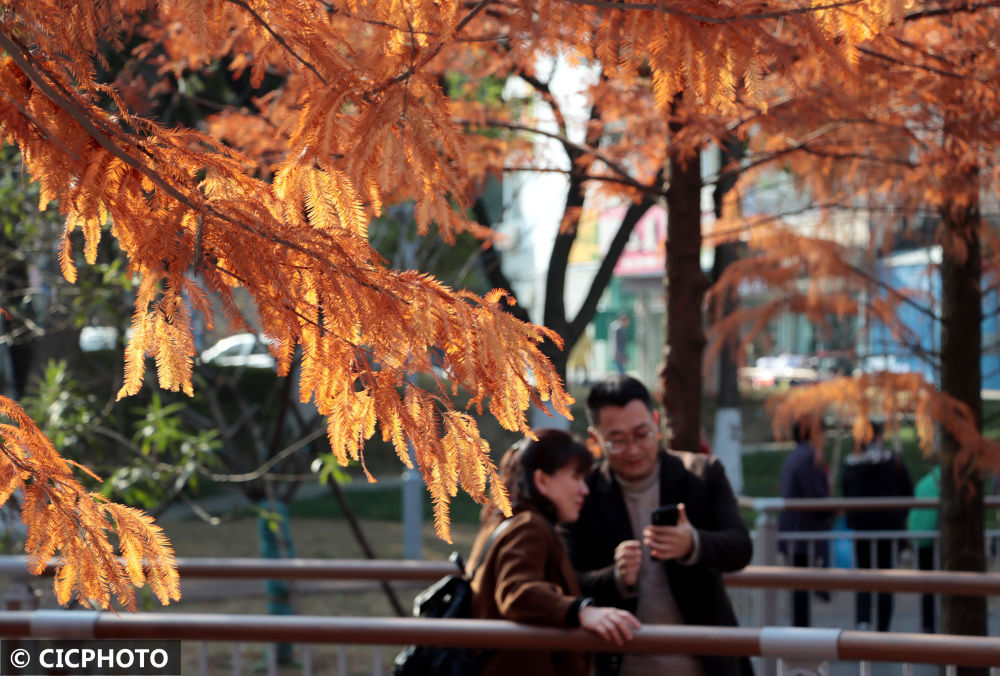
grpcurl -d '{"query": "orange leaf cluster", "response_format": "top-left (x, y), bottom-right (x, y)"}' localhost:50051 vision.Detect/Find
top-left (705, 228), bottom-right (921, 370)
top-left (0, 396), bottom-right (179, 610)
top-left (768, 372), bottom-right (1000, 481)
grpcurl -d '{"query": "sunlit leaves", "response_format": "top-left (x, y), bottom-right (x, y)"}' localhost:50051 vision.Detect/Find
top-left (0, 0), bottom-right (921, 598)
top-left (0, 395), bottom-right (179, 610)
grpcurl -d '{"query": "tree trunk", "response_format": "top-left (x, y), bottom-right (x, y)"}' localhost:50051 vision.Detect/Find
top-left (660, 106), bottom-right (707, 452)
top-left (938, 200), bottom-right (986, 670)
top-left (710, 140), bottom-right (745, 492)
top-left (711, 240), bottom-right (743, 493)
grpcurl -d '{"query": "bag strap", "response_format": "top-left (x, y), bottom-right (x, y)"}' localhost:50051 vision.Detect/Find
top-left (469, 517), bottom-right (514, 575)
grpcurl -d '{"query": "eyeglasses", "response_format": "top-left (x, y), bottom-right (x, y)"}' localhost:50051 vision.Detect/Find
top-left (598, 427), bottom-right (658, 455)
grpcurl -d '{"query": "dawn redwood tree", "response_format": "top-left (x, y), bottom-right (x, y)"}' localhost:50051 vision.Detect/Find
top-left (185, 2), bottom-right (912, 395)
top-left (0, 0), bottom-right (913, 608)
top-left (706, 4), bottom-right (1000, 650)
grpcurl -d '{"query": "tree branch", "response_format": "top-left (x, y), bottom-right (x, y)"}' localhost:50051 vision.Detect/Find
top-left (515, 68), bottom-right (569, 139)
top-left (470, 199), bottom-right (532, 324)
top-left (462, 118), bottom-right (655, 193)
top-left (224, 0), bottom-right (329, 85)
top-left (904, 0), bottom-right (1000, 21)
top-left (201, 428), bottom-right (325, 483)
top-left (569, 192), bottom-right (661, 343)
top-left (561, 0), bottom-right (867, 23)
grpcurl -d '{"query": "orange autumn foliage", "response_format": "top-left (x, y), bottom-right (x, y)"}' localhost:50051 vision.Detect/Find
top-left (0, 395), bottom-right (178, 611)
top-left (0, 0), bottom-right (913, 608)
top-left (705, 3), bottom-right (1000, 480)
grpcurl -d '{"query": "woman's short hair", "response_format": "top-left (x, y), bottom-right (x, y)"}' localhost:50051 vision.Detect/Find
top-left (485, 429), bottom-right (593, 524)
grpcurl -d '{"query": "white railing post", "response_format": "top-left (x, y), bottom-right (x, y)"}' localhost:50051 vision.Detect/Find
top-left (756, 500), bottom-right (782, 676)
top-left (233, 642), bottom-right (243, 676)
top-left (267, 643), bottom-right (277, 676)
top-left (402, 465), bottom-right (423, 560)
top-left (338, 644), bottom-right (348, 676)
top-left (761, 627), bottom-right (838, 676)
top-left (302, 644), bottom-right (313, 676)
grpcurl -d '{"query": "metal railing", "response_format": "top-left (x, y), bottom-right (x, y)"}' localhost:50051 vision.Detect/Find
top-left (740, 496), bottom-right (1000, 631)
top-left (1, 610), bottom-right (998, 675)
top-left (740, 495), bottom-right (1000, 517)
top-left (3, 556), bottom-right (998, 595)
top-left (0, 557), bottom-right (458, 582)
top-left (2, 495), bottom-right (997, 675)
top-left (3, 557), bottom-right (999, 675)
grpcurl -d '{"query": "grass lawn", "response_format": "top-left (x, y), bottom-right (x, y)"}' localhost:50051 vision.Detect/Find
top-left (288, 482), bottom-right (486, 525)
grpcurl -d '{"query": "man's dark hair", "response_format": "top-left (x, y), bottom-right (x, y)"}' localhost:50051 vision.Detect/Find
top-left (792, 419), bottom-right (811, 444)
top-left (586, 375), bottom-right (654, 425)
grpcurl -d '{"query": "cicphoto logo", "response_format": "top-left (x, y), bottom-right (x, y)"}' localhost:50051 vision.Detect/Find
top-left (1, 640), bottom-right (180, 675)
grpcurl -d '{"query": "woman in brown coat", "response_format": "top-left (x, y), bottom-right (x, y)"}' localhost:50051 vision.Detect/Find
top-left (469, 429), bottom-right (640, 676)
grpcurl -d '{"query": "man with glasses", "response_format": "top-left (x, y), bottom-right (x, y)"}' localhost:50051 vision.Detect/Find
top-left (562, 375), bottom-right (753, 676)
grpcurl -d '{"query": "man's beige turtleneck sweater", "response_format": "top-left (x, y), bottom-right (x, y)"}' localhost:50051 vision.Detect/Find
top-left (616, 466), bottom-right (705, 676)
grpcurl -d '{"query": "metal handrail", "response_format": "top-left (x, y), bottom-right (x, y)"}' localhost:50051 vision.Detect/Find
top-left (723, 566), bottom-right (1000, 594)
top-left (740, 495), bottom-right (1000, 512)
top-left (2, 557), bottom-right (998, 594)
top-left (0, 557), bottom-right (457, 581)
top-left (0, 611), bottom-right (996, 668)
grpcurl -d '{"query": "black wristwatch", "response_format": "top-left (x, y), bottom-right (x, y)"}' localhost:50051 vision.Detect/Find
top-left (567, 596), bottom-right (596, 627)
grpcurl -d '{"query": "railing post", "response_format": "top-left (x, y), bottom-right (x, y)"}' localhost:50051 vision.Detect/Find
top-left (403, 377), bottom-right (424, 562)
top-left (761, 627), bottom-right (838, 676)
top-left (756, 499), bottom-right (782, 676)
top-left (402, 462), bottom-right (423, 560)
top-left (756, 504), bottom-right (781, 623)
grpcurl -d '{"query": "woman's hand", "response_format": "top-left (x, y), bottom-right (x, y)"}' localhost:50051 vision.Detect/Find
top-left (579, 605), bottom-right (641, 646)
top-left (614, 539), bottom-right (641, 587)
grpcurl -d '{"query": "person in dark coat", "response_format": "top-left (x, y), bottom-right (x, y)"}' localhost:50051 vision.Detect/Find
top-left (841, 420), bottom-right (914, 631)
top-left (562, 375), bottom-right (754, 676)
top-left (778, 419), bottom-right (833, 627)
top-left (469, 429), bottom-right (640, 676)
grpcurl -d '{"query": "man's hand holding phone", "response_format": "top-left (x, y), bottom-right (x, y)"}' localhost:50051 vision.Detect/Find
top-left (651, 504), bottom-right (679, 527)
top-left (644, 503), bottom-right (695, 561)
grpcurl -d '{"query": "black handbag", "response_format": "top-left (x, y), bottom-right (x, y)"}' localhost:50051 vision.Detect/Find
top-left (392, 519), bottom-right (513, 676)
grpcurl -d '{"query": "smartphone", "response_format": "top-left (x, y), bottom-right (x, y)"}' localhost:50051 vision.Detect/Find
top-left (651, 504), bottom-right (679, 527)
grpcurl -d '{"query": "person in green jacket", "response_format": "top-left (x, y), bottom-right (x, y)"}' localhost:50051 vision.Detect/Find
top-left (907, 465), bottom-right (940, 633)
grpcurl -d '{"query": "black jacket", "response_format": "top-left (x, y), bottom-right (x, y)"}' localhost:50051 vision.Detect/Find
top-left (841, 443), bottom-right (913, 531)
top-left (779, 442), bottom-right (833, 559)
top-left (561, 449), bottom-right (754, 676)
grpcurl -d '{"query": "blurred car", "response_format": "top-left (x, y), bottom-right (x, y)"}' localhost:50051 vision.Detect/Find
top-left (200, 333), bottom-right (276, 369)
top-left (856, 354), bottom-right (915, 374)
top-left (739, 353), bottom-right (819, 390)
top-left (79, 326), bottom-right (134, 352)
